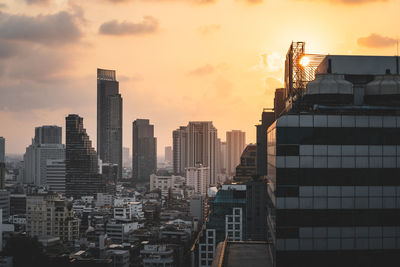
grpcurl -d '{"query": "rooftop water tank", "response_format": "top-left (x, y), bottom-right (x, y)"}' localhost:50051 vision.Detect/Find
top-left (304, 74), bottom-right (353, 104)
top-left (365, 75), bottom-right (400, 105)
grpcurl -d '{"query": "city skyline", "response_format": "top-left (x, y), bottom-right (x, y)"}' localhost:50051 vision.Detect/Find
top-left (2, 0), bottom-right (400, 155)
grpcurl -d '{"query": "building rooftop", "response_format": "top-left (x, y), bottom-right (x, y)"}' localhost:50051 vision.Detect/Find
top-left (212, 241), bottom-right (272, 267)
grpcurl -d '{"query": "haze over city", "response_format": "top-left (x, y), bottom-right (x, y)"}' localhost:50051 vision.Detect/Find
top-left (1, 0), bottom-right (400, 154)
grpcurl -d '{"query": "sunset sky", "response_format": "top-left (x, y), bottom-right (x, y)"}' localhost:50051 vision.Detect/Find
top-left (1, 0), bottom-right (399, 155)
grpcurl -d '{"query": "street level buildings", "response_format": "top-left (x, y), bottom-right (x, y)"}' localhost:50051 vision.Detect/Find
top-left (97, 68), bottom-right (123, 179)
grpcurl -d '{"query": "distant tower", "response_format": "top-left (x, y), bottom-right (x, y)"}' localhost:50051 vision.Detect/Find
top-left (0, 137), bottom-right (4, 189)
top-left (226, 130), bottom-right (246, 176)
top-left (172, 126), bottom-right (187, 175)
top-left (66, 114), bottom-right (105, 198)
top-left (164, 146), bottom-right (172, 163)
top-left (186, 122), bottom-right (218, 185)
top-left (97, 68), bottom-right (123, 179)
top-left (23, 126), bottom-right (65, 186)
top-left (0, 137), bottom-right (5, 164)
top-left (132, 119), bottom-right (157, 184)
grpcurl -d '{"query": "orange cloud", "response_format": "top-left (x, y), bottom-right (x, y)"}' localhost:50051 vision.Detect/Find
top-left (357, 33), bottom-right (397, 48)
top-left (99, 16), bottom-right (159, 35)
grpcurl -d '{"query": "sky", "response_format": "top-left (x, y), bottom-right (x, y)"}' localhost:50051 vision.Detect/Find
top-left (0, 0), bottom-right (399, 156)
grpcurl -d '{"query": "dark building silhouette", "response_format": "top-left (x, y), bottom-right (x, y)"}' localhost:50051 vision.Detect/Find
top-left (173, 126), bottom-right (187, 175)
top-left (34, 126), bottom-right (62, 145)
top-left (256, 111), bottom-right (275, 176)
top-left (132, 119), bottom-right (157, 183)
top-left (234, 144), bottom-right (256, 183)
top-left (246, 179), bottom-right (268, 241)
top-left (66, 114), bottom-right (105, 198)
top-left (274, 88), bottom-right (285, 119)
top-left (268, 43), bottom-right (400, 267)
top-left (97, 68), bottom-right (123, 179)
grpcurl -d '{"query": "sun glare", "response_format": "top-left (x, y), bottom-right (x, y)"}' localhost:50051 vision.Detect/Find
top-left (299, 56), bottom-right (310, 67)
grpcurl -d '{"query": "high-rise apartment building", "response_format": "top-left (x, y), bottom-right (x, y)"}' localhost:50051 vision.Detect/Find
top-left (123, 147), bottom-right (130, 168)
top-left (172, 126), bottom-right (187, 175)
top-left (186, 121), bottom-right (218, 185)
top-left (186, 164), bottom-right (209, 196)
top-left (226, 130), bottom-right (246, 176)
top-left (234, 144), bottom-right (256, 182)
top-left (267, 43), bottom-right (400, 267)
top-left (173, 122), bottom-right (218, 184)
top-left (132, 119), bottom-right (157, 183)
top-left (65, 114), bottom-right (105, 198)
top-left (26, 194), bottom-right (79, 241)
top-left (0, 137), bottom-right (4, 163)
top-left (164, 146), bottom-right (172, 163)
top-left (23, 126), bottom-right (65, 186)
top-left (97, 68), bottom-right (123, 179)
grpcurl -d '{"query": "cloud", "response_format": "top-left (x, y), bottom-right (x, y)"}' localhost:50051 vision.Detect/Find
top-left (0, 11), bottom-right (82, 45)
top-left (0, 41), bottom-right (20, 59)
top-left (24, 0), bottom-right (50, 5)
top-left (187, 64), bottom-right (214, 76)
top-left (99, 16), bottom-right (159, 35)
top-left (103, 0), bottom-right (216, 4)
top-left (298, 0), bottom-right (388, 4)
top-left (197, 24), bottom-right (221, 35)
top-left (0, 3), bottom-right (7, 9)
top-left (238, 0), bottom-right (264, 4)
top-left (357, 33), bottom-right (397, 48)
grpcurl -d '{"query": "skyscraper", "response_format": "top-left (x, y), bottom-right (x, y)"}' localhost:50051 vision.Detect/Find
top-left (226, 130), bottom-right (246, 176)
top-left (0, 137), bottom-right (5, 189)
top-left (34, 126), bottom-right (62, 145)
top-left (132, 119), bottom-right (157, 183)
top-left (23, 126), bottom-right (65, 185)
top-left (164, 146), bottom-right (172, 163)
top-left (173, 126), bottom-right (187, 175)
top-left (123, 147), bottom-right (130, 168)
top-left (97, 68), bottom-right (123, 179)
top-left (0, 137), bottom-right (5, 163)
top-left (255, 110), bottom-right (275, 177)
top-left (66, 114), bottom-right (105, 198)
top-left (186, 121), bottom-right (218, 185)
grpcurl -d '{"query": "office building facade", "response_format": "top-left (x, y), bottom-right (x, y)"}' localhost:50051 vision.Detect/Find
top-left (97, 68), bottom-right (123, 179)
top-left (0, 137), bottom-right (4, 164)
top-left (172, 126), bottom-right (187, 175)
top-left (46, 159), bottom-right (66, 194)
top-left (267, 48), bottom-right (400, 266)
top-left (132, 119), bottom-right (157, 183)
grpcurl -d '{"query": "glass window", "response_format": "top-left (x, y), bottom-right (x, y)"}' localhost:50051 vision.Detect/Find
top-left (341, 186), bottom-right (354, 197)
top-left (328, 198), bottom-right (340, 209)
top-left (342, 198), bottom-right (354, 209)
top-left (369, 197), bottom-right (382, 209)
top-left (355, 197), bottom-right (369, 208)
top-left (327, 186), bottom-right (340, 197)
top-left (299, 228), bottom-right (313, 238)
top-left (300, 198), bottom-right (313, 209)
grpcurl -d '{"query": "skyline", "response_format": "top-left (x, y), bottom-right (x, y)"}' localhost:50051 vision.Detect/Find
top-left (1, 0), bottom-right (400, 154)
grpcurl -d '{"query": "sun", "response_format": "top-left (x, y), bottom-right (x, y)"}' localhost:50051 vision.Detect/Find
top-left (299, 56), bottom-right (310, 67)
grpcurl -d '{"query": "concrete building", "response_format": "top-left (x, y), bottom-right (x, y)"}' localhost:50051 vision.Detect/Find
top-left (267, 43), bottom-right (400, 267)
top-left (26, 194), bottom-right (79, 242)
top-left (103, 220), bottom-right (141, 243)
top-left (172, 126), bottom-right (187, 175)
top-left (226, 130), bottom-right (246, 176)
top-left (123, 147), bottom-right (130, 168)
top-left (150, 172), bottom-right (185, 197)
top-left (46, 159), bottom-right (66, 194)
top-left (10, 194), bottom-right (26, 215)
top-left (186, 164), bottom-right (209, 196)
top-left (113, 201), bottom-right (144, 220)
top-left (141, 244), bottom-right (174, 267)
top-left (23, 126), bottom-right (65, 186)
top-left (190, 194), bottom-right (205, 227)
top-left (106, 250), bottom-right (130, 267)
top-left (97, 68), bottom-right (123, 179)
top-left (186, 122), bottom-right (218, 185)
top-left (198, 229), bottom-right (216, 267)
top-left (65, 114), bottom-right (105, 198)
top-left (0, 191), bottom-right (10, 223)
top-left (164, 146), bottom-right (172, 163)
top-left (132, 119), bottom-right (157, 184)
top-left (95, 193), bottom-right (113, 207)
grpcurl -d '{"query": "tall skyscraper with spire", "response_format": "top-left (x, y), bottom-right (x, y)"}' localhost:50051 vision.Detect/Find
top-left (132, 119), bottom-right (157, 183)
top-left (97, 68), bottom-right (123, 179)
top-left (66, 114), bottom-right (105, 198)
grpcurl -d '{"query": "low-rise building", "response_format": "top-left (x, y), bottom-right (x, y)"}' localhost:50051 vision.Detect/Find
top-left (141, 244), bottom-right (174, 267)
